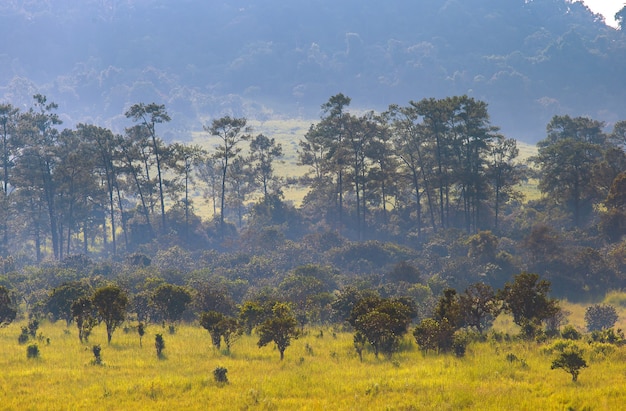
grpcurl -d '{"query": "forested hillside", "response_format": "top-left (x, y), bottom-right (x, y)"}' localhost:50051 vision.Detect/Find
top-left (1, 2), bottom-right (626, 368)
top-left (0, 91), bottom-right (625, 316)
top-left (0, 0), bottom-right (625, 141)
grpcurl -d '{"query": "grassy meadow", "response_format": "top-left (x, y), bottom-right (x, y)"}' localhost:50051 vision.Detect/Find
top-left (2, 298), bottom-right (626, 411)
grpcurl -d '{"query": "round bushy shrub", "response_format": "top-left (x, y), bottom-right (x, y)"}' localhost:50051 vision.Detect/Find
top-left (213, 366), bottom-right (228, 384)
top-left (561, 325), bottom-right (582, 340)
top-left (26, 344), bottom-right (39, 359)
top-left (585, 304), bottom-right (618, 331)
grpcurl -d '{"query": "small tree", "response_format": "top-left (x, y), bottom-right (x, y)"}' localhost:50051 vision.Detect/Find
top-left (26, 344), bottom-right (39, 359)
top-left (200, 311), bottom-right (225, 349)
top-left (72, 297), bottom-right (97, 343)
top-left (155, 334), bottom-right (165, 358)
top-left (0, 286), bottom-right (16, 328)
top-left (92, 344), bottom-right (102, 365)
top-left (551, 346), bottom-right (587, 382)
top-left (257, 302), bottom-right (299, 360)
top-left (92, 285), bottom-right (129, 344)
top-left (458, 283), bottom-right (500, 333)
top-left (151, 284), bottom-right (192, 327)
top-left (349, 296), bottom-right (415, 358)
top-left (213, 366), bottom-right (228, 384)
top-left (239, 300), bottom-right (266, 334)
top-left (354, 332), bottom-right (367, 362)
top-left (584, 304), bottom-right (618, 331)
top-left (498, 272), bottom-right (560, 338)
top-left (219, 317), bottom-right (240, 352)
top-left (413, 318), bottom-right (455, 353)
top-left (138, 322), bottom-right (146, 347)
top-left (45, 281), bottom-right (90, 326)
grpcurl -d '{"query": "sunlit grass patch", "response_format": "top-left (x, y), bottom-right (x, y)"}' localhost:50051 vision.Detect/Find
top-left (3, 305), bottom-right (626, 409)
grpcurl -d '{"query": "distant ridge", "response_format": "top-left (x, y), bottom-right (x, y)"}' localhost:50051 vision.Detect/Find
top-left (0, 0), bottom-right (624, 142)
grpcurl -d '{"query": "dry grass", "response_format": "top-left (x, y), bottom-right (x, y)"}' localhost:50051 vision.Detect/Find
top-left (2, 299), bottom-right (626, 410)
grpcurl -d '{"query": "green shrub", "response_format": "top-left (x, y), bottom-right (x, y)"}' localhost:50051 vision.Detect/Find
top-left (92, 344), bottom-right (102, 365)
top-left (27, 319), bottom-right (39, 338)
top-left (155, 334), bottom-right (165, 358)
top-left (26, 344), bottom-right (39, 359)
top-left (542, 339), bottom-right (577, 355)
top-left (551, 345), bottom-right (587, 382)
top-left (561, 325), bottom-right (581, 340)
top-left (213, 366), bottom-right (228, 384)
top-left (589, 342), bottom-right (615, 361)
top-left (453, 331), bottom-right (469, 358)
top-left (589, 328), bottom-right (625, 345)
top-left (18, 327), bottom-right (29, 344)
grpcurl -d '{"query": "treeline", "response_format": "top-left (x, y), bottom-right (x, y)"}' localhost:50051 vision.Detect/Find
top-left (0, 93), bottom-right (626, 302)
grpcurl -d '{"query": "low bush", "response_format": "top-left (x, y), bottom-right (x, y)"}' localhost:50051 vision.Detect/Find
top-left (26, 344), bottom-right (39, 359)
top-left (585, 304), bottom-right (618, 331)
top-left (213, 366), bottom-right (228, 384)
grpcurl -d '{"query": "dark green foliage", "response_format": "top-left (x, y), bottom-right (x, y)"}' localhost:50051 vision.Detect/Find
top-left (45, 281), bottom-right (91, 326)
top-left (26, 344), bottom-right (39, 359)
top-left (219, 317), bottom-right (240, 351)
top-left (589, 328), bottom-right (625, 345)
top-left (386, 261), bottom-right (421, 284)
top-left (349, 296), bottom-right (415, 358)
top-left (18, 318), bottom-right (39, 344)
top-left (584, 304), bottom-right (618, 331)
top-left (467, 231), bottom-right (498, 263)
top-left (331, 286), bottom-right (378, 324)
top-left (458, 283), bottom-right (500, 333)
top-left (551, 345), bottom-right (587, 382)
top-left (561, 325), bottom-right (582, 340)
top-left (155, 334), bottom-right (165, 358)
top-left (27, 318), bottom-right (39, 338)
top-left (213, 366), bottom-right (228, 384)
top-left (71, 296), bottom-right (96, 343)
top-left (192, 282), bottom-right (237, 316)
top-left (92, 285), bottom-right (128, 344)
top-left (413, 318), bottom-right (456, 353)
top-left (151, 284), bottom-right (192, 324)
top-left (434, 288), bottom-right (462, 327)
top-left (452, 332), bottom-right (469, 358)
top-left (238, 301), bottom-right (267, 335)
top-left (0, 286), bottom-right (16, 327)
top-left (354, 332), bottom-right (367, 361)
top-left (498, 273), bottom-right (560, 338)
top-left (257, 302), bottom-right (299, 360)
top-left (18, 327), bottom-right (29, 344)
top-left (200, 311), bottom-right (226, 349)
top-left (92, 344), bottom-right (102, 365)
top-left (533, 115), bottom-right (606, 227)
top-left (330, 241), bottom-right (412, 272)
top-left (200, 311), bottom-right (241, 351)
top-left (138, 323), bottom-right (145, 347)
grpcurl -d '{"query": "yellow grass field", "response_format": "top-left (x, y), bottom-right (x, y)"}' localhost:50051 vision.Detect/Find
top-left (2, 302), bottom-right (626, 411)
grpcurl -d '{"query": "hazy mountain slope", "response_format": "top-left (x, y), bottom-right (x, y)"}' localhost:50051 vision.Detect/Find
top-left (0, 0), bottom-right (624, 142)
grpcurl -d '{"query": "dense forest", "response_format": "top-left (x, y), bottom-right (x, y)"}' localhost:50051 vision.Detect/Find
top-left (0, 90), bottom-right (626, 339)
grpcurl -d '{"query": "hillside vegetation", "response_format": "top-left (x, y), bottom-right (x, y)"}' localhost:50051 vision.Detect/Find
top-left (1, 0), bottom-right (625, 140)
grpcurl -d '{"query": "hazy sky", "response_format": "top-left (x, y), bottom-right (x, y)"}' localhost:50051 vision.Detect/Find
top-left (579, 0), bottom-right (624, 27)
